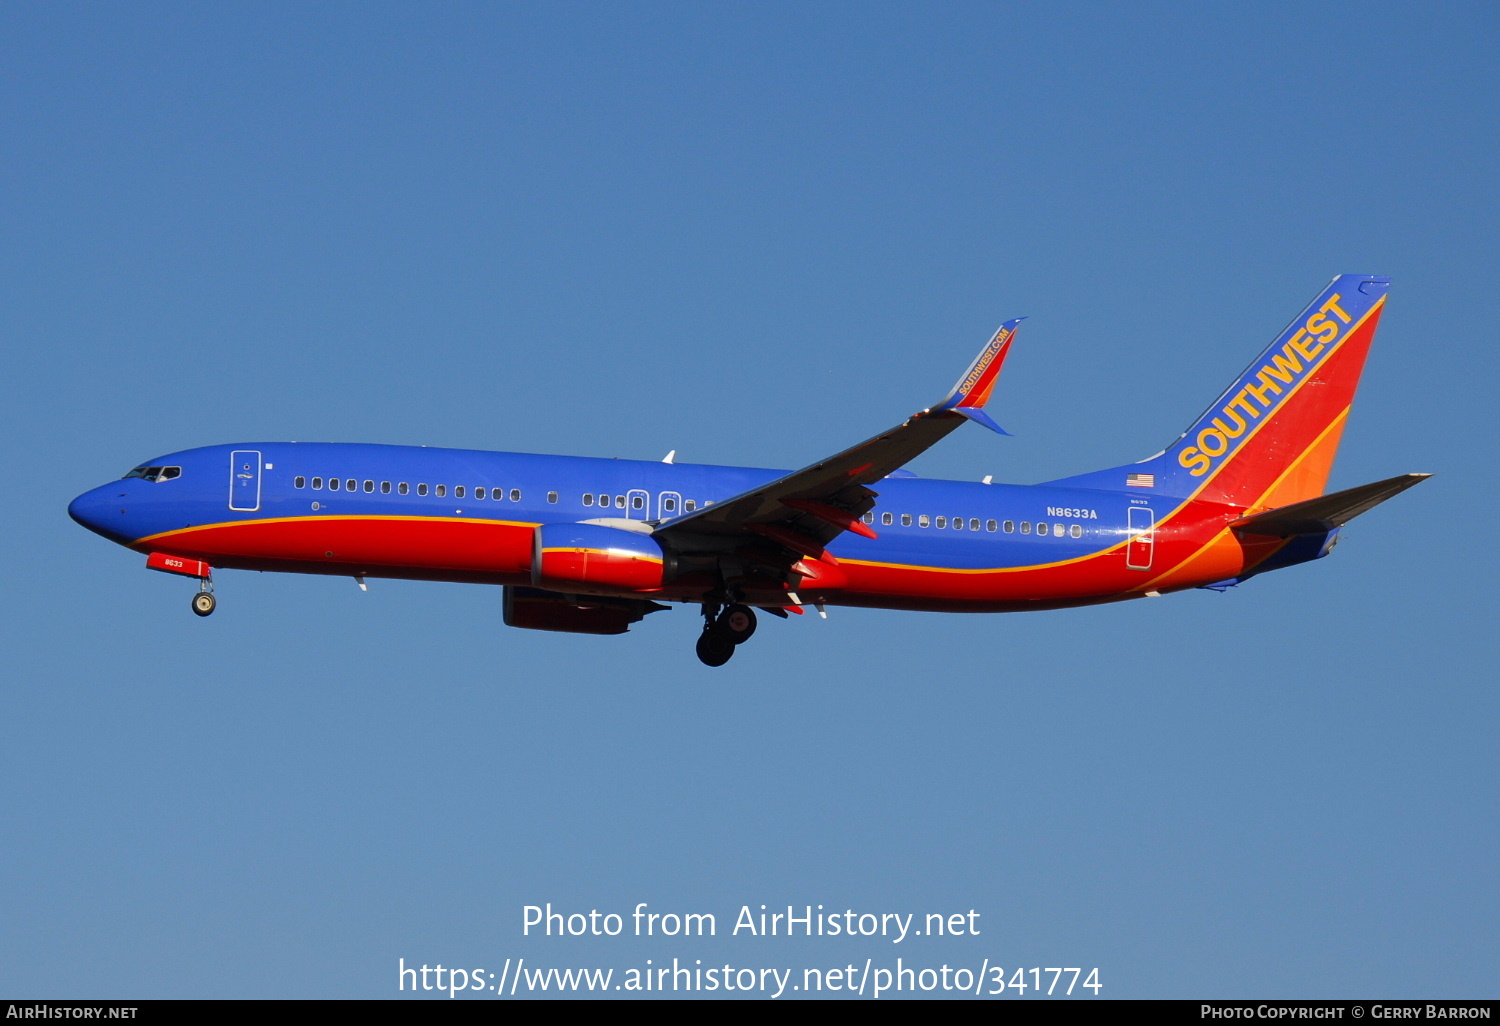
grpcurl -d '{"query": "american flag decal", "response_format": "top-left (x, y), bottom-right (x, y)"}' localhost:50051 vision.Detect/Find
top-left (1126, 473), bottom-right (1155, 488)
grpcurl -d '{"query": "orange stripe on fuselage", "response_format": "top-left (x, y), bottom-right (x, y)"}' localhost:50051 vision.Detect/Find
top-left (129, 297), bottom-right (1379, 613)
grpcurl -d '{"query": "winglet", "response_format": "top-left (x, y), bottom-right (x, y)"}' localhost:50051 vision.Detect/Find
top-left (935, 318), bottom-right (1023, 435)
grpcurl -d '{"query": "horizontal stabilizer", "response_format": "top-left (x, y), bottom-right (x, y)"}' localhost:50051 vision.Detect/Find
top-left (1230, 473), bottom-right (1430, 537)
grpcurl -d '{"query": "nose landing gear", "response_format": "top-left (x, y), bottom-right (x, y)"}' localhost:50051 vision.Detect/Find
top-left (695, 603), bottom-right (758, 666)
top-left (190, 575), bottom-right (217, 616)
top-left (145, 553), bottom-right (217, 617)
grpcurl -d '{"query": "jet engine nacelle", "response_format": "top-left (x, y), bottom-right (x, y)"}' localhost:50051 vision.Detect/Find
top-left (503, 586), bottom-right (664, 635)
top-left (531, 523), bottom-right (672, 595)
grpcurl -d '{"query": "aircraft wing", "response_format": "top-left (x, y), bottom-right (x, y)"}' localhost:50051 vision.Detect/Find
top-left (654, 319), bottom-right (1022, 559)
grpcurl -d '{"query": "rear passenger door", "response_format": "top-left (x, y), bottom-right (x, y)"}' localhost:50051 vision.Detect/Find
top-left (1126, 506), bottom-right (1154, 570)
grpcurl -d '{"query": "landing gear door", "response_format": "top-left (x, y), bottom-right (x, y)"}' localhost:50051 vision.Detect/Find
top-left (230, 450), bottom-right (262, 512)
top-left (1126, 506), bottom-right (1154, 570)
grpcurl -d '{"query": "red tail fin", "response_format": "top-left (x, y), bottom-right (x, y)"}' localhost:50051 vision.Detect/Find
top-left (1168, 275), bottom-right (1390, 509)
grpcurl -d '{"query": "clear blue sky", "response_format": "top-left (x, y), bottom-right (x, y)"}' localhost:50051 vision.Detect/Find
top-left (2, 1), bottom-right (1495, 999)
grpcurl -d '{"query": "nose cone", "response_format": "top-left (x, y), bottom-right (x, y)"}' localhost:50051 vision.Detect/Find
top-left (69, 483), bottom-right (135, 544)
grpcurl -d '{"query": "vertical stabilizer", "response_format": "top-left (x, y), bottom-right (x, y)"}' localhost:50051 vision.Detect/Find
top-left (1047, 275), bottom-right (1389, 510)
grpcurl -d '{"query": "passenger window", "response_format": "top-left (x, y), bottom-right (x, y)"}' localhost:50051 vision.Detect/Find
top-left (475, 487), bottom-right (485, 499)
top-left (398, 483), bottom-right (409, 495)
top-left (936, 516), bottom-right (947, 528)
top-left (986, 519), bottom-right (997, 532)
top-left (417, 483), bottom-right (428, 496)
top-left (1020, 521), bottom-right (1031, 534)
top-left (346, 479), bottom-right (356, 491)
top-left (952, 517), bottom-right (963, 530)
top-left (363, 480), bottom-right (374, 493)
top-left (663, 497), bottom-right (676, 512)
top-left (615, 495), bottom-right (625, 508)
top-left (881, 512), bottom-right (893, 526)
top-left (295, 476), bottom-right (306, 489)
top-left (862, 512), bottom-right (875, 524)
top-left (919, 515), bottom-right (931, 528)
top-left (970, 518), bottom-right (981, 531)
top-left (510, 489), bottom-right (521, 501)
top-left (455, 486), bottom-right (465, 498)
top-left (1003, 520), bottom-right (1014, 533)
top-left (583, 494), bottom-right (594, 506)
top-left (550, 491), bottom-right (560, 504)
top-left (381, 481), bottom-right (391, 494)
top-left (436, 484), bottom-right (447, 497)
top-left (311, 477), bottom-right (323, 490)
top-left (631, 495), bottom-right (643, 509)
top-left (329, 478), bottom-right (340, 491)
top-left (1053, 523), bottom-right (1064, 537)
top-left (1070, 524), bottom-right (1083, 538)
top-left (685, 500), bottom-right (696, 512)
top-left (901, 514), bottom-right (912, 526)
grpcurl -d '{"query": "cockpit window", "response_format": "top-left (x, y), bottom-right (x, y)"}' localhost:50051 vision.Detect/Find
top-left (122, 466), bottom-right (182, 482)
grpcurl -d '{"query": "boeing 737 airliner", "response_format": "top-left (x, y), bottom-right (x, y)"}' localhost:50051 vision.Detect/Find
top-left (70, 275), bottom-right (1427, 665)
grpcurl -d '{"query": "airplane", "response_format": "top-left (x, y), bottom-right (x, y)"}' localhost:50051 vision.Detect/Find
top-left (69, 274), bottom-right (1428, 666)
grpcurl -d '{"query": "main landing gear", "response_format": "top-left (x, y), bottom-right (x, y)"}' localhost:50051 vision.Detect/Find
top-left (695, 603), bottom-right (758, 667)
